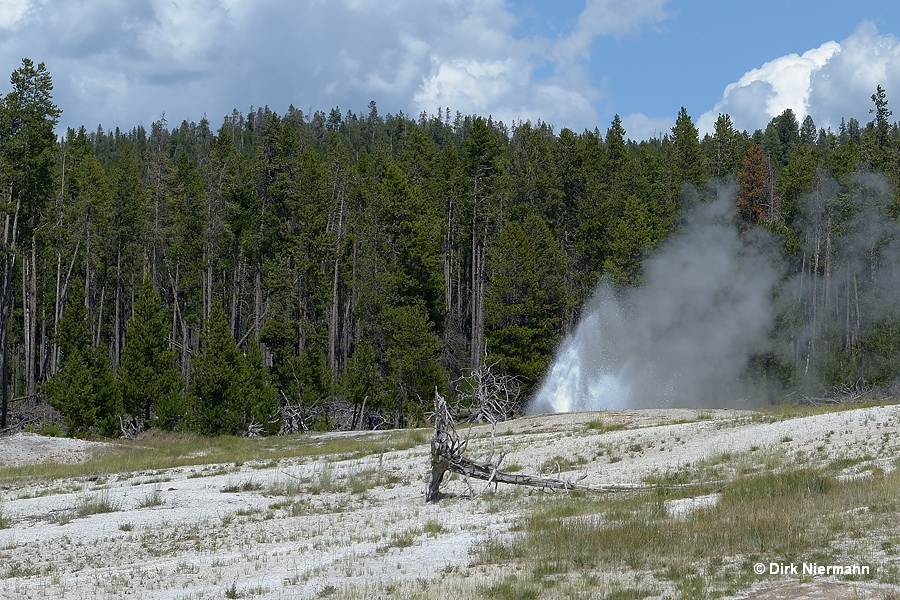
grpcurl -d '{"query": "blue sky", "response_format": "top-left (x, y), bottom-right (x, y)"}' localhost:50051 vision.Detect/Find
top-left (1, 0), bottom-right (899, 140)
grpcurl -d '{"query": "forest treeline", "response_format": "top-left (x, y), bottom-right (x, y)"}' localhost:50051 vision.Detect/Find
top-left (1, 59), bottom-right (899, 437)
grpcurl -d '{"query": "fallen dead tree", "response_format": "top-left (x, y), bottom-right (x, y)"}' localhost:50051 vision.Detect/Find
top-left (427, 390), bottom-right (659, 502)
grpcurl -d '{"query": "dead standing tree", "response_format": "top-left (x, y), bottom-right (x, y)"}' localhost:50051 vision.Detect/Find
top-left (454, 351), bottom-right (520, 425)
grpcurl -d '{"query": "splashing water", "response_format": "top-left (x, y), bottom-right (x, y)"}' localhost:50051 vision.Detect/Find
top-left (529, 185), bottom-right (781, 415)
top-left (530, 309), bottom-right (632, 413)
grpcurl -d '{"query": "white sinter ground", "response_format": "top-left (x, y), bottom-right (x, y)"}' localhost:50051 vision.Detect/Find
top-left (1, 404), bottom-right (899, 599)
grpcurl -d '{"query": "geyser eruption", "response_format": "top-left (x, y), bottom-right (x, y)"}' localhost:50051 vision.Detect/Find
top-left (531, 183), bottom-right (781, 413)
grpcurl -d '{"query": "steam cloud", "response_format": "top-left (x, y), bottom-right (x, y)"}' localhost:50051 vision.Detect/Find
top-left (531, 182), bottom-right (779, 413)
top-left (531, 173), bottom-right (900, 414)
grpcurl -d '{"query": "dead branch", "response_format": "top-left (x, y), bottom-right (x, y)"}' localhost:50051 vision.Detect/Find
top-left (428, 389), bottom-right (600, 502)
top-left (426, 389), bottom-right (727, 502)
top-left (119, 415), bottom-right (145, 439)
top-left (277, 390), bottom-right (308, 435)
top-left (454, 349), bottom-right (520, 425)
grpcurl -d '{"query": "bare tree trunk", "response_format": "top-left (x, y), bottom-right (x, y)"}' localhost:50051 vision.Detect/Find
top-left (254, 259), bottom-right (264, 348)
top-left (170, 264), bottom-right (191, 375)
top-left (810, 227), bottom-right (820, 366)
top-left (51, 241), bottom-right (79, 375)
top-left (95, 284), bottom-right (105, 347)
top-left (181, 313), bottom-right (190, 380)
top-left (231, 250), bottom-right (242, 339)
top-left (113, 248), bottom-right (122, 370)
top-left (444, 197), bottom-right (453, 318)
top-left (341, 237), bottom-right (356, 371)
top-left (470, 241), bottom-right (485, 369)
top-left (824, 215), bottom-right (832, 320)
top-left (39, 309), bottom-right (47, 387)
top-left (21, 245), bottom-right (31, 400)
top-left (469, 204), bottom-right (478, 366)
top-left (0, 195), bottom-right (21, 429)
top-left (327, 182), bottom-right (346, 377)
top-left (29, 237), bottom-right (36, 393)
top-left (19, 235), bottom-right (38, 400)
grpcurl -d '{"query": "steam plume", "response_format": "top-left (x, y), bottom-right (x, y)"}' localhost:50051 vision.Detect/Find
top-left (530, 181), bottom-right (781, 413)
top-left (531, 172), bottom-right (900, 414)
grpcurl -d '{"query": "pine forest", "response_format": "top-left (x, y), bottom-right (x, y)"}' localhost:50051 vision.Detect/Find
top-left (2, 58), bottom-right (900, 437)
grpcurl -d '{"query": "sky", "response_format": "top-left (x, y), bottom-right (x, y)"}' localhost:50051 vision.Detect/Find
top-left (1, 0), bottom-right (899, 140)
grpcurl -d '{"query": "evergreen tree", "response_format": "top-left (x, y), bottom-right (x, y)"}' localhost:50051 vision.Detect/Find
top-left (799, 115), bottom-right (818, 146)
top-left (705, 113), bottom-right (745, 177)
top-left (0, 59), bottom-right (61, 428)
top-left (43, 282), bottom-right (119, 436)
top-left (865, 84), bottom-right (893, 171)
top-left (670, 107), bottom-right (706, 186)
top-left (118, 283), bottom-right (186, 429)
top-left (191, 300), bottom-right (278, 435)
top-left (762, 109), bottom-right (800, 168)
top-left (485, 214), bottom-right (569, 396)
top-left (603, 194), bottom-right (655, 284)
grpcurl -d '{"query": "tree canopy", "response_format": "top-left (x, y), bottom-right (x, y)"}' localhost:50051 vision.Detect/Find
top-left (3, 59), bottom-right (900, 436)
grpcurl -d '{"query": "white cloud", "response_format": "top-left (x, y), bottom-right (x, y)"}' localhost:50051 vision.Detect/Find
top-left (0, 0), bottom-right (672, 134)
top-left (621, 113), bottom-right (674, 141)
top-left (699, 22), bottom-right (900, 136)
top-left (0, 0), bottom-right (31, 30)
top-left (807, 22), bottom-right (900, 130)
top-left (140, 0), bottom-right (230, 67)
top-left (698, 41), bottom-right (839, 134)
top-left (415, 0), bottom-right (670, 130)
top-left (557, 0), bottom-right (669, 61)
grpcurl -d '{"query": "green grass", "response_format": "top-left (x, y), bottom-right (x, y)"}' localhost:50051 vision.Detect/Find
top-left (75, 489), bottom-right (119, 518)
top-left (645, 447), bottom-right (788, 486)
top-left (137, 485), bottom-right (165, 508)
top-left (3, 561), bottom-right (51, 579)
top-left (478, 575), bottom-right (540, 600)
top-left (0, 428), bottom-right (430, 485)
top-left (422, 519), bottom-right (444, 536)
top-left (221, 479), bottom-right (263, 493)
top-left (585, 420), bottom-right (626, 433)
top-left (752, 398), bottom-right (900, 422)
top-left (539, 455), bottom-right (587, 473)
top-left (476, 465), bottom-right (895, 598)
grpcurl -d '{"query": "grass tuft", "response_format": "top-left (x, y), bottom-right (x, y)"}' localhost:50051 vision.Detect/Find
top-left (221, 479), bottom-right (263, 493)
top-left (137, 485), bottom-right (165, 508)
top-left (75, 489), bottom-right (119, 518)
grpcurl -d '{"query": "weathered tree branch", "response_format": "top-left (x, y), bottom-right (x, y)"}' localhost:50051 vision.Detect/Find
top-left (427, 389), bottom-right (599, 502)
top-left (426, 389), bottom-right (726, 502)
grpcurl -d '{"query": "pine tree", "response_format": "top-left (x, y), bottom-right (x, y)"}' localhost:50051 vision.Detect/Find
top-left (865, 84), bottom-right (893, 171)
top-left (763, 109), bottom-right (800, 168)
top-left (191, 300), bottom-right (243, 434)
top-left (191, 300), bottom-right (278, 435)
top-left (603, 194), bottom-right (655, 284)
top-left (706, 113), bottom-right (744, 177)
top-left (118, 283), bottom-right (186, 429)
top-left (670, 107), bottom-right (706, 186)
top-left (43, 282), bottom-right (120, 436)
top-left (485, 214), bottom-right (569, 395)
top-left (799, 115), bottom-right (818, 146)
top-left (736, 143), bottom-right (778, 230)
top-left (0, 59), bottom-right (61, 428)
